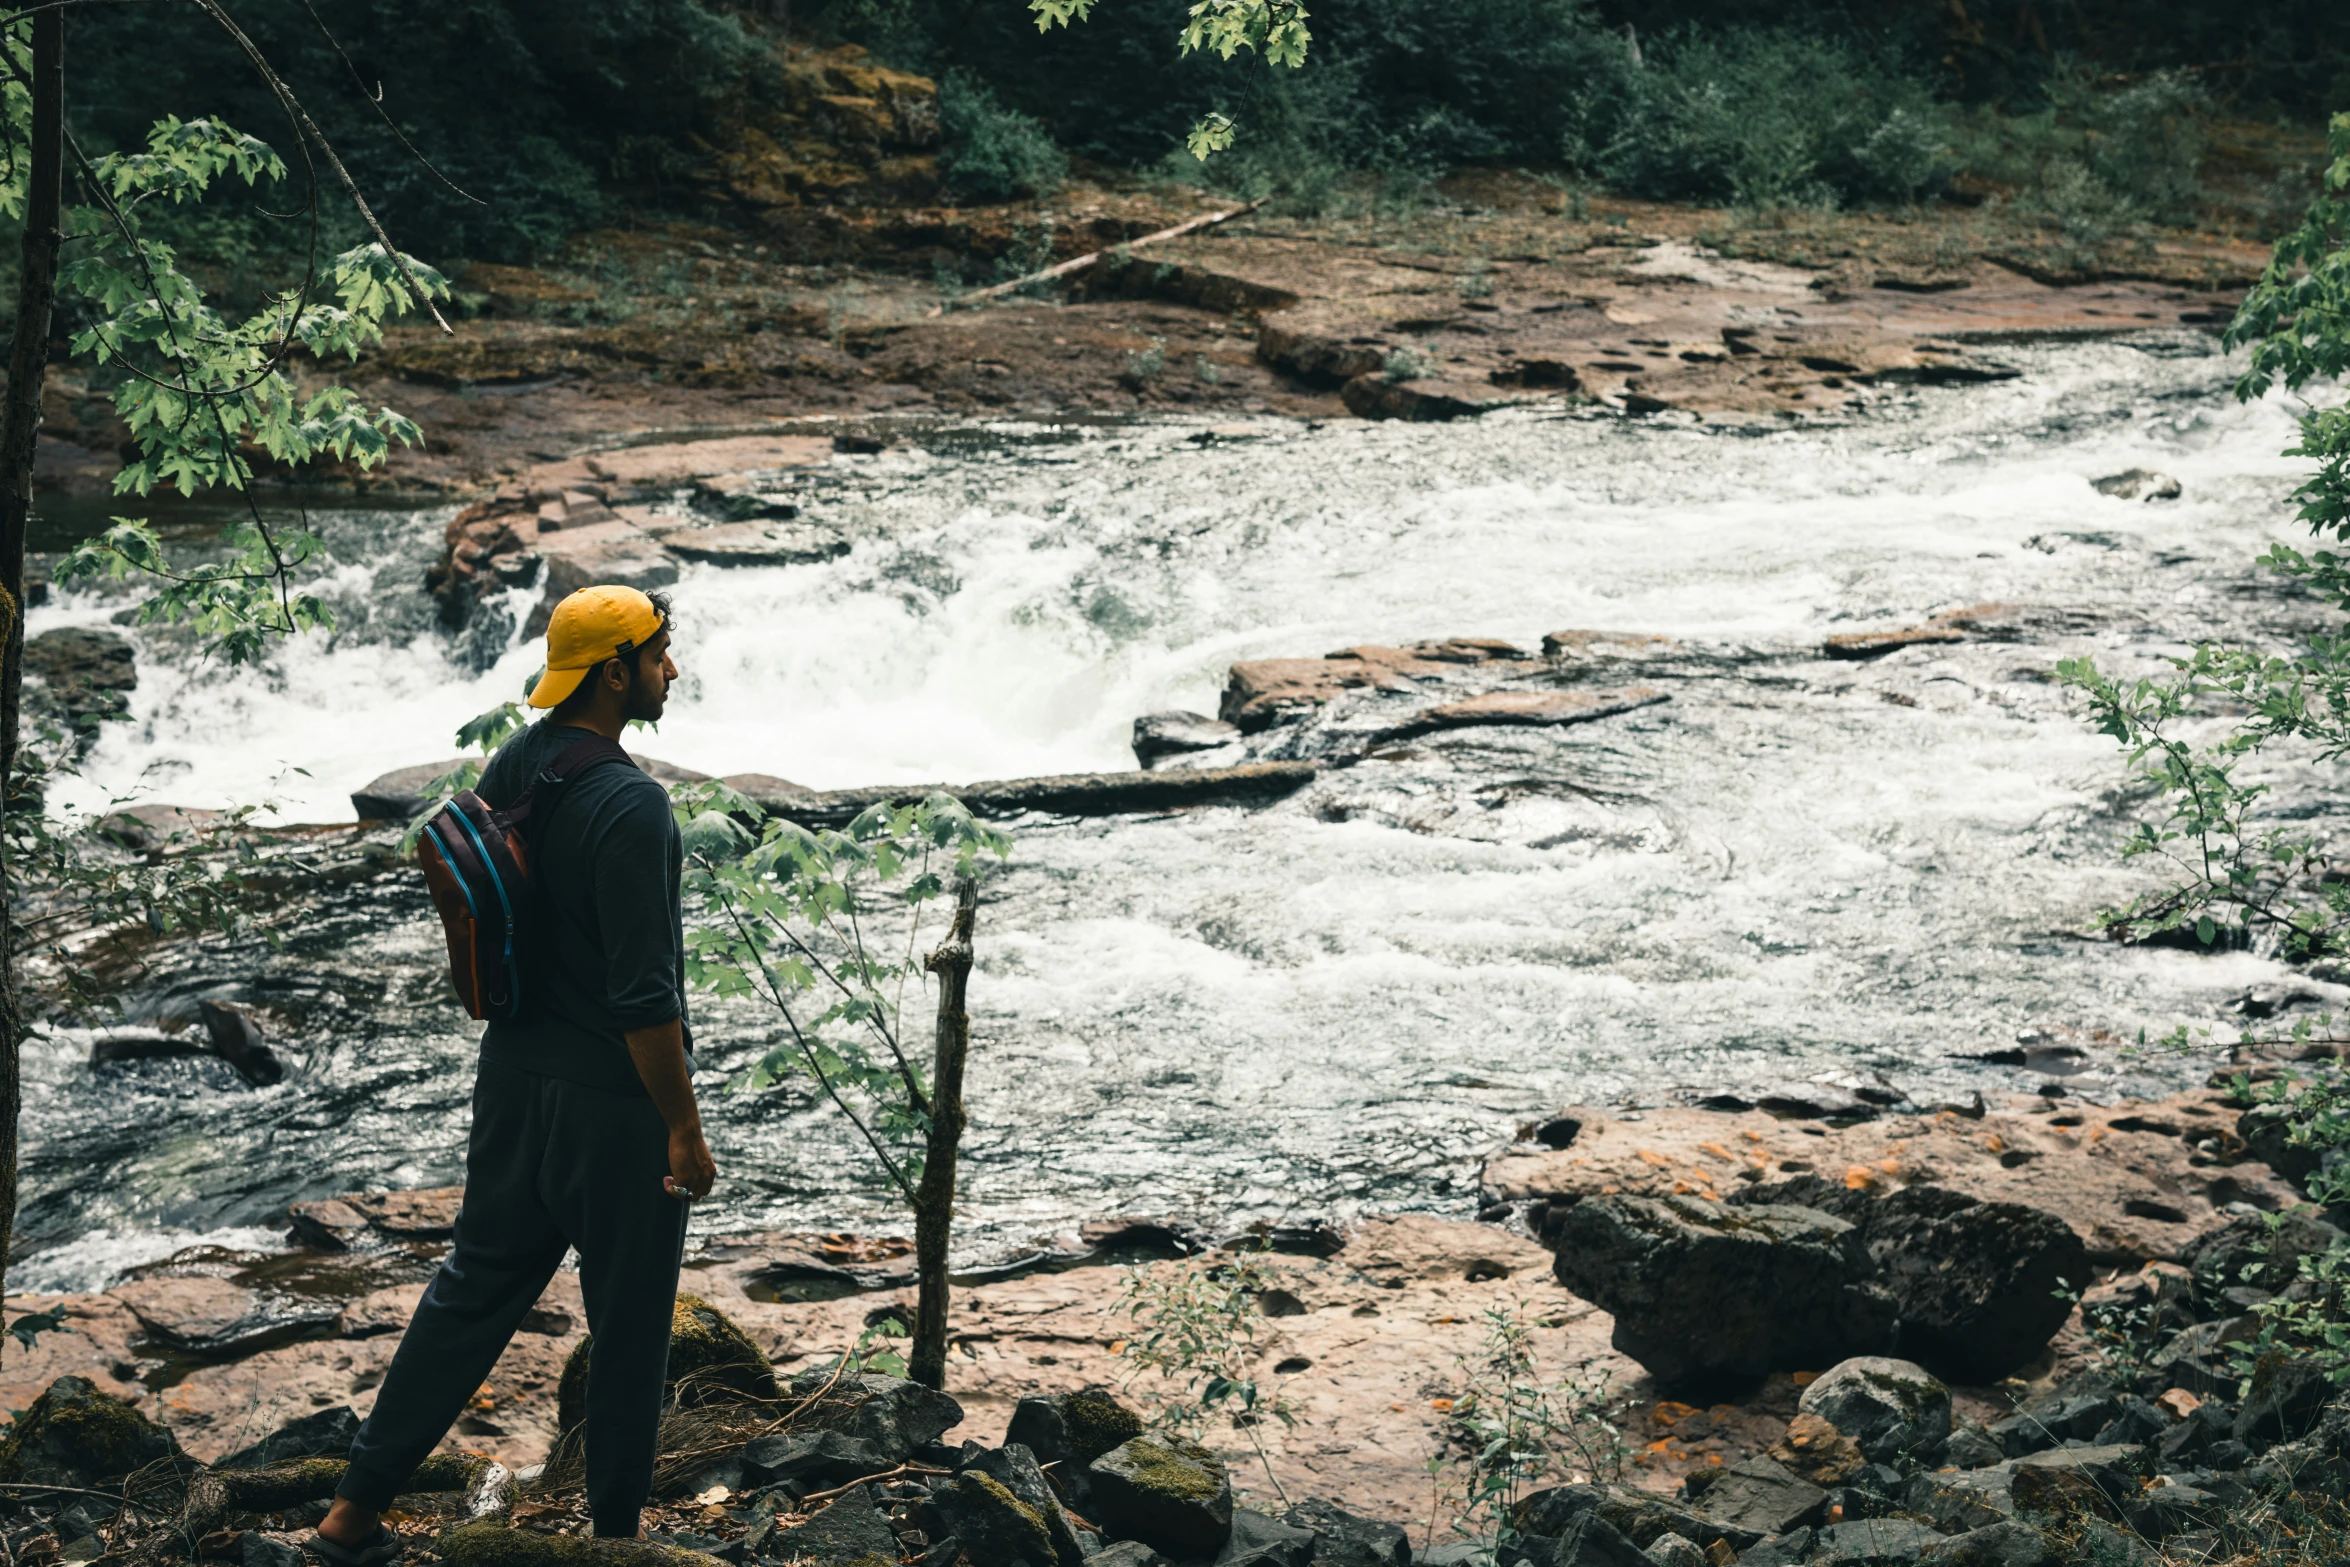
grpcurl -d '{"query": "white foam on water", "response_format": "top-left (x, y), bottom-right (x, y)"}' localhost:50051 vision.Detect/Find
top-left (16, 336), bottom-right (2344, 1250)
top-left (11, 1224), bottom-right (292, 1295)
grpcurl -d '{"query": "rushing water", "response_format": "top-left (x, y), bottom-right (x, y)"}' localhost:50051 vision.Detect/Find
top-left (13, 333), bottom-right (2343, 1292)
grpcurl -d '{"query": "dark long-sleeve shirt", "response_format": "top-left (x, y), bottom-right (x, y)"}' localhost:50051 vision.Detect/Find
top-left (476, 721), bottom-right (691, 1095)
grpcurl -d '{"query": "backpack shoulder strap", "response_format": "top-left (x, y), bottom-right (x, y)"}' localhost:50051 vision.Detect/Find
top-left (501, 735), bottom-right (635, 833)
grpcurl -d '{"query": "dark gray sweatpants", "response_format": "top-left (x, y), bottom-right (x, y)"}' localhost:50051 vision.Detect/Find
top-left (339, 1060), bottom-right (688, 1536)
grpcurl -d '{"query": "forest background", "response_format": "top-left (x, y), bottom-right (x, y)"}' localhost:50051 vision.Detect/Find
top-left (41, 0), bottom-right (2350, 287)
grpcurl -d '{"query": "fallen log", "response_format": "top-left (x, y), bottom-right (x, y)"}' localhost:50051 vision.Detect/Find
top-left (734, 760), bottom-right (1317, 828)
top-left (933, 198), bottom-right (1266, 313)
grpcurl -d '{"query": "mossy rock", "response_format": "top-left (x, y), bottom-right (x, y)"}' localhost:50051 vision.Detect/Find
top-left (1087, 1435), bottom-right (1233, 1558)
top-left (0, 1375), bottom-right (184, 1486)
top-left (937, 1470), bottom-right (1056, 1567)
top-left (438, 1521), bottom-right (726, 1567)
top-left (555, 1295), bottom-right (779, 1435)
top-left (1006, 1387), bottom-right (1145, 1472)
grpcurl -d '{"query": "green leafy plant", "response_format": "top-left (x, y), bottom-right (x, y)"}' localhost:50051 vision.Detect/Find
top-left (939, 71), bottom-right (1068, 201)
top-left (1028, 0), bottom-right (1310, 158)
top-left (1382, 345), bottom-right (1434, 383)
top-left (1115, 1234), bottom-right (1298, 1501)
top-left (2058, 112), bottom-right (2350, 962)
top-left (34, 103), bottom-right (446, 663)
top-left (1122, 336), bottom-right (1168, 387)
top-left (1432, 1304), bottom-right (1625, 1548)
top-left (683, 789), bottom-right (1010, 1388)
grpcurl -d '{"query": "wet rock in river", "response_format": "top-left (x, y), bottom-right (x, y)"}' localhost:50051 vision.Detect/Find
top-left (1549, 1193), bottom-right (1895, 1394)
top-left (199, 1000), bottom-right (283, 1088)
top-left (1379, 686), bottom-right (1669, 741)
top-left (95, 803), bottom-right (222, 856)
top-left (352, 754), bottom-right (711, 821)
top-left (287, 1198), bottom-right (372, 1252)
top-left (2092, 469), bottom-right (2181, 502)
top-left (1822, 625), bottom-right (1967, 660)
top-left (647, 518), bottom-right (850, 566)
top-left (0, 1374), bottom-right (186, 1485)
top-left (1131, 710), bottom-right (1245, 770)
top-left (1219, 638), bottom-right (1526, 731)
top-left (24, 627), bottom-right (136, 717)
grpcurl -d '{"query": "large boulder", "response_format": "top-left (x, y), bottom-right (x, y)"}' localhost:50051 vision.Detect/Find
top-left (555, 1295), bottom-right (779, 1436)
top-left (0, 1376), bottom-right (185, 1486)
top-left (1728, 1181), bottom-right (2086, 1382)
top-left (1088, 1435), bottom-right (1234, 1558)
top-left (738, 1428), bottom-right (891, 1492)
top-left (1550, 1194), bottom-right (1895, 1392)
top-left (1798, 1358), bottom-right (1951, 1465)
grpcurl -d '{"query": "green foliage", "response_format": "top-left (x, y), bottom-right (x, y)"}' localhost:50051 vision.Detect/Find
top-left (682, 790), bottom-right (1010, 1202)
top-left (1588, 26), bottom-right (1952, 209)
top-left (1115, 1234), bottom-right (1297, 1501)
top-left (69, 0), bottom-right (765, 262)
top-left (2056, 113), bottom-right (2350, 959)
top-left (19, 81), bottom-right (446, 664)
top-left (1028, 0), bottom-right (1308, 157)
top-left (1950, 65), bottom-right (2209, 239)
top-left (1433, 1304), bottom-right (1625, 1544)
top-left (938, 72), bottom-right (1068, 201)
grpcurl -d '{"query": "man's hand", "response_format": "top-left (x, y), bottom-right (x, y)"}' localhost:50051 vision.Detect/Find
top-left (625, 1017), bottom-right (715, 1201)
top-left (667, 1124), bottom-right (717, 1200)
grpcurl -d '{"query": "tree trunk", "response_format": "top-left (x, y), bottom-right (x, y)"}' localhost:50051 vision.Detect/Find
top-left (0, 7), bottom-right (63, 1356)
top-left (909, 875), bottom-right (976, 1390)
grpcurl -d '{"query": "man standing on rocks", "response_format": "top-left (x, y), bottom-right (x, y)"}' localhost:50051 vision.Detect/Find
top-left (316, 585), bottom-right (717, 1562)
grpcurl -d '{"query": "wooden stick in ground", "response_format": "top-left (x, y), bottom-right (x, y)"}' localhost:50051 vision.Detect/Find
top-left (908, 875), bottom-right (977, 1390)
top-left (934, 197), bottom-right (1266, 313)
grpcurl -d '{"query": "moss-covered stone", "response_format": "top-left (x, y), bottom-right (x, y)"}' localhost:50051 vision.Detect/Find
top-left (1088, 1435), bottom-right (1232, 1558)
top-left (437, 1520), bottom-right (726, 1567)
top-left (555, 1295), bottom-right (780, 1435)
top-left (0, 1375), bottom-right (184, 1486)
top-left (1061, 1389), bottom-right (1146, 1465)
top-left (943, 1470), bottom-right (1056, 1567)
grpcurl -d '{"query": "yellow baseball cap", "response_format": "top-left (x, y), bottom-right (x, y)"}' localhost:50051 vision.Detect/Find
top-left (528, 585), bottom-right (667, 709)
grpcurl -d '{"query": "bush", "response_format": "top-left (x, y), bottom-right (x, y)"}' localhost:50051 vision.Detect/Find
top-left (938, 72), bottom-right (1068, 201)
top-left (1588, 25), bottom-right (1951, 208)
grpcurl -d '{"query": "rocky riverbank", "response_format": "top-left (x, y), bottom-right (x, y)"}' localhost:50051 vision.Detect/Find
top-left (4, 1071), bottom-right (2338, 1536)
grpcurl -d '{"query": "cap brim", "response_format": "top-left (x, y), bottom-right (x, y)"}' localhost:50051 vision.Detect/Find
top-left (528, 664), bottom-right (591, 709)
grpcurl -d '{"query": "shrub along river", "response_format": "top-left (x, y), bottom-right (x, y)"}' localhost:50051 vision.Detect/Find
top-left (10, 331), bottom-right (2339, 1291)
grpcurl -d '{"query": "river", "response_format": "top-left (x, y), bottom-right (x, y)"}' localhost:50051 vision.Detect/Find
top-left (10, 331), bottom-right (2335, 1292)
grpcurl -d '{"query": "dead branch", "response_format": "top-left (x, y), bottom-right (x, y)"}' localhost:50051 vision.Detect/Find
top-left (932, 197), bottom-right (1265, 314)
